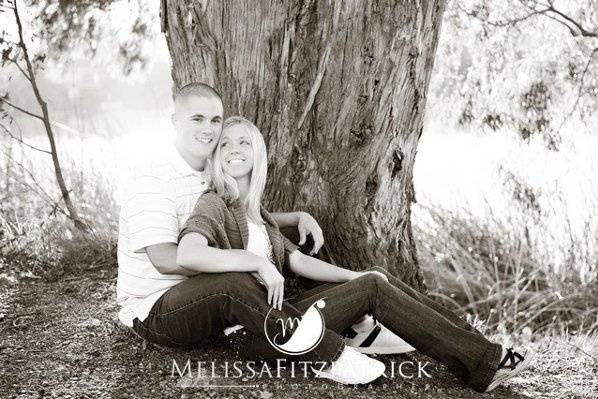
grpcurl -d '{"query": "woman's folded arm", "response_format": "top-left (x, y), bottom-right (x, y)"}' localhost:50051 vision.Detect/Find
top-left (177, 232), bottom-right (265, 273)
top-left (287, 250), bottom-right (360, 282)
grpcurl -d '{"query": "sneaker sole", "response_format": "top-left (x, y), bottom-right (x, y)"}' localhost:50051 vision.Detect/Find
top-left (352, 344), bottom-right (416, 355)
top-left (484, 351), bottom-right (535, 393)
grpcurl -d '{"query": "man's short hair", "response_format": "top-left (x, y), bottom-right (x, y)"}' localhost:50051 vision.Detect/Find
top-left (174, 82), bottom-right (222, 105)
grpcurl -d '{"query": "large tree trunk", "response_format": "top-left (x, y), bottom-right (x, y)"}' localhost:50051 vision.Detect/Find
top-left (162, 0), bottom-right (445, 292)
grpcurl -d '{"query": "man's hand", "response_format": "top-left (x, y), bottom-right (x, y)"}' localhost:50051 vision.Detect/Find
top-left (255, 261), bottom-right (285, 311)
top-left (297, 212), bottom-right (324, 255)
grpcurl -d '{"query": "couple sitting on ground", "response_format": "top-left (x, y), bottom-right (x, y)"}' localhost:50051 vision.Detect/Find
top-left (116, 82), bottom-right (534, 392)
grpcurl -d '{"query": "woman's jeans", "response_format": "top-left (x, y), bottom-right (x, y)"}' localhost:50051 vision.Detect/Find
top-left (132, 266), bottom-right (501, 392)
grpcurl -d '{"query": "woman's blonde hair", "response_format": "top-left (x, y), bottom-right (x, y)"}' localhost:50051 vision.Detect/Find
top-left (211, 116), bottom-right (268, 224)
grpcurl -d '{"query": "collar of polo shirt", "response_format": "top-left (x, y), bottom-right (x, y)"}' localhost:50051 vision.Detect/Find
top-left (169, 143), bottom-right (210, 178)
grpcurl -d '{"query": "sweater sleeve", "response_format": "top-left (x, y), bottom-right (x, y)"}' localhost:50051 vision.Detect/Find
top-left (178, 192), bottom-right (226, 245)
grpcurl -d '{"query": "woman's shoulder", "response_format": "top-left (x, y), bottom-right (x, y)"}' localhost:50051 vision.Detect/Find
top-left (193, 190), bottom-right (228, 219)
top-left (199, 189), bottom-right (225, 204)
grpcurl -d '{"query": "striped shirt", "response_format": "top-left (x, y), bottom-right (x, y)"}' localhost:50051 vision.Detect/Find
top-left (116, 145), bottom-right (210, 327)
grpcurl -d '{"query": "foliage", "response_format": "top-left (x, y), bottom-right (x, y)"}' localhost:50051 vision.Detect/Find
top-left (1, 0), bottom-right (154, 77)
top-left (428, 0), bottom-right (598, 146)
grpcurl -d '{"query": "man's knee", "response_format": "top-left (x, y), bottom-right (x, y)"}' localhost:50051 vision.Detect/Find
top-left (224, 272), bottom-right (261, 291)
top-left (187, 272), bottom-right (260, 296)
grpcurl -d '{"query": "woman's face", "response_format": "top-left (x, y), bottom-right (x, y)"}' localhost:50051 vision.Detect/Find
top-left (219, 125), bottom-right (254, 179)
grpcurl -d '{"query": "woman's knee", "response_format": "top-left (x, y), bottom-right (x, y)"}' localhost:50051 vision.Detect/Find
top-left (353, 271), bottom-right (386, 291)
top-left (365, 265), bottom-right (390, 275)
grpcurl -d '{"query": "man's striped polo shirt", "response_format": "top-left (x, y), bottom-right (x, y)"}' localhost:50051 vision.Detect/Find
top-left (116, 145), bottom-right (210, 327)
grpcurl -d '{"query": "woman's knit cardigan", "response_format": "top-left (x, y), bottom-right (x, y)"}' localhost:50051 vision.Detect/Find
top-left (178, 191), bottom-right (299, 275)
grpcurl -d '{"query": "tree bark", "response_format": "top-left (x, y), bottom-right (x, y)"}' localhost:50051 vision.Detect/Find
top-left (162, 0), bottom-right (445, 292)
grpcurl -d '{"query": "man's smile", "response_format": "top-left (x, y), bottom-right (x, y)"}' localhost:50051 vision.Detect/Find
top-left (194, 135), bottom-right (214, 144)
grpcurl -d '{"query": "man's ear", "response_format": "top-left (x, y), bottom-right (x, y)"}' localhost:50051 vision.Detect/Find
top-left (170, 113), bottom-right (176, 126)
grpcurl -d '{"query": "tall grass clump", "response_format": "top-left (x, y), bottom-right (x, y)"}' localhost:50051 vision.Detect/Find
top-left (414, 193), bottom-right (598, 337)
top-left (1, 139), bottom-right (118, 281)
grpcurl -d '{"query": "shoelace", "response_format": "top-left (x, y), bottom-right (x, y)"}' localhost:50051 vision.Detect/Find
top-left (498, 347), bottom-right (525, 370)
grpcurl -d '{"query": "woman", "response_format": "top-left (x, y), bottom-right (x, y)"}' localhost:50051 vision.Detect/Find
top-left (175, 116), bottom-right (534, 392)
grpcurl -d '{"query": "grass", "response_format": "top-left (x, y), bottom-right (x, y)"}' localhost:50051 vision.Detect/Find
top-left (414, 198), bottom-right (598, 338)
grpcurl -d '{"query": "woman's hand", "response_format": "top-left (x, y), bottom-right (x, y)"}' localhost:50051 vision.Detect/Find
top-left (297, 212), bottom-right (324, 255)
top-left (255, 261), bottom-right (285, 311)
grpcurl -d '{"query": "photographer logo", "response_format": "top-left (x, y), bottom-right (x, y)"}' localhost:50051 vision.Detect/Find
top-left (263, 299), bottom-right (326, 355)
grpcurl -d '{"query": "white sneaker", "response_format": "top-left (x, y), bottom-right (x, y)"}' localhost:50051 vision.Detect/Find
top-left (484, 347), bottom-right (535, 392)
top-left (314, 346), bottom-right (385, 385)
top-left (346, 320), bottom-right (415, 354)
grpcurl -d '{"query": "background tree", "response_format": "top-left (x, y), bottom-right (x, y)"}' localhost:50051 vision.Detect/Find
top-left (429, 0), bottom-right (598, 149)
top-left (1, 0), bottom-right (86, 229)
top-left (0, 0), bottom-right (152, 229)
top-left (162, 0), bottom-right (446, 291)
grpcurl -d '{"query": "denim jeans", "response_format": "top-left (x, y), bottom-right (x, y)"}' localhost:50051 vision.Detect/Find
top-left (132, 265), bottom-right (501, 392)
top-left (133, 270), bottom-right (345, 364)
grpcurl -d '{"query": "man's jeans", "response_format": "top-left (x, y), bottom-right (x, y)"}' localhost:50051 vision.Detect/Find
top-left (132, 265), bottom-right (501, 392)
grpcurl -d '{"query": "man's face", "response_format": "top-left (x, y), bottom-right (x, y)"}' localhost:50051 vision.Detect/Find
top-left (173, 95), bottom-right (224, 161)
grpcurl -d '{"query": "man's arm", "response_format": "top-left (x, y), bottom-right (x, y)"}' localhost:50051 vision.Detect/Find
top-left (145, 243), bottom-right (197, 276)
top-left (123, 166), bottom-right (185, 274)
top-left (270, 211), bottom-right (301, 228)
top-left (271, 211), bottom-right (324, 254)
top-left (177, 232), bottom-right (286, 310)
top-left (145, 236), bottom-right (270, 276)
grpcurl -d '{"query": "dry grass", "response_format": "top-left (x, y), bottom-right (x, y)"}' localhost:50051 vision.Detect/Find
top-left (414, 199), bottom-right (598, 337)
top-left (0, 155), bottom-right (118, 281)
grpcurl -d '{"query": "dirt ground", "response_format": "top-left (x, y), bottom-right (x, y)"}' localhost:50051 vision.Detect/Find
top-left (1, 266), bottom-right (596, 399)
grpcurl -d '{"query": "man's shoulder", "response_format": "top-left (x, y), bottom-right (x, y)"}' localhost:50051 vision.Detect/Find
top-left (130, 154), bottom-right (179, 181)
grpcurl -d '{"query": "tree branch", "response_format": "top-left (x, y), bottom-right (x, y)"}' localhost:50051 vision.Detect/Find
top-left (545, 4), bottom-right (598, 38)
top-left (0, 123), bottom-right (52, 154)
top-left (11, 1), bottom-right (87, 231)
top-left (557, 46), bottom-right (598, 132)
top-left (517, 0), bottom-right (598, 38)
top-left (8, 56), bottom-right (32, 83)
top-left (466, 1), bottom-right (598, 38)
top-left (0, 98), bottom-right (43, 120)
